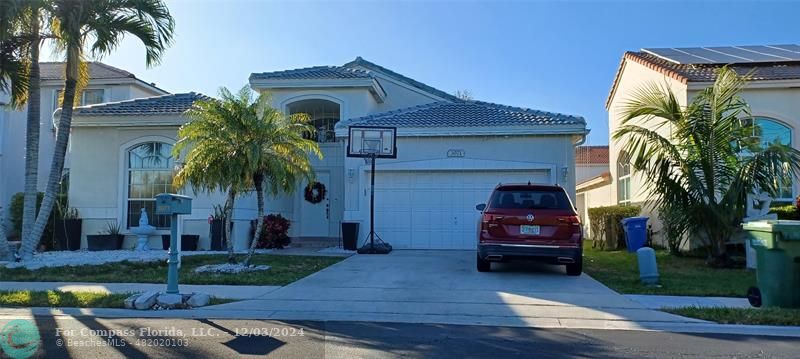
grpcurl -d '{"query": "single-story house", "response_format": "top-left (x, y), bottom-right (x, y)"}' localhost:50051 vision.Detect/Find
top-left (597, 45), bottom-right (800, 242)
top-left (574, 146), bottom-right (611, 237)
top-left (68, 57), bottom-right (587, 250)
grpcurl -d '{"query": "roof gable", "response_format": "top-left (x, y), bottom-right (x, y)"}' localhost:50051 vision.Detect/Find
top-left (342, 57), bottom-right (459, 101)
top-left (249, 65), bottom-right (371, 81)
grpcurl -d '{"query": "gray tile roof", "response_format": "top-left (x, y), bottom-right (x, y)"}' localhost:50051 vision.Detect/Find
top-left (344, 101), bottom-right (585, 128)
top-left (343, 57), bottom-right (460, 101)
top-left (250, 65), bottom-right (372, 81)
top-left (72, 92), bottom-right (209, 116)
top-left (40, 62), bottom-right (136, 80)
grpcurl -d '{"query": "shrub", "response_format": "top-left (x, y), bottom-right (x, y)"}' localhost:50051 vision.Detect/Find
top-left (588, 205), bottom-right (641, 250)
top-left (253, 214), bottom-right (291, 249)
top-left (9, 192), bottom-right (57, 250)
top-left (770, 205), bottom-right (800, 220)
top-left (659, 205), bottom-right (688, 255)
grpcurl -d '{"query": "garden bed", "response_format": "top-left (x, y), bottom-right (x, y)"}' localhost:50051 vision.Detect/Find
top-left (0, 290), bottom-right (233, 309)
top-left (0, 254), bottom-right (343, 286)
top-left (583, 241), bottom-right (755, 297)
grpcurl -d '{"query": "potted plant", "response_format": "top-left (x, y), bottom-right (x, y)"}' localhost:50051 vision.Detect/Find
top-left (209, 204), bottom-right (229, 251)
top-left (55, 207), bottom-right (82, 251)
top-left (86, 222), bottom-right (124, 251)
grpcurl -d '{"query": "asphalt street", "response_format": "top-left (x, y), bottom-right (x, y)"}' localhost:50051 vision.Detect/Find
top-left (3, 317), bottom-right (798, 358)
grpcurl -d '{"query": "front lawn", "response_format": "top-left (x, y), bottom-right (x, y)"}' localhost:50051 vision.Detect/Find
top-left (0, 254), bottom-right (343, 286)
top-left (582, 241), bottom-right (755, 297)
top-left (0, 290), bottom-right (234, 308)
top-left (664, 307), bottom-right (800, 326)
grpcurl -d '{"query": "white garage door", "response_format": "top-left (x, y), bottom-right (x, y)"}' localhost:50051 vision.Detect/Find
top-left (373, 170), bottom-right (551, 249)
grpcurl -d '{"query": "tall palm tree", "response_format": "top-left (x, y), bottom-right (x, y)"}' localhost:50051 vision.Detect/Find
top-left (613, 67), bottom-right (800, 266)
top-left (0, 0), bottom-right (47, 261)
top-left (173, 88), bottom-right (253, 264)
top-left (23, 0), bottom-right (174, 260)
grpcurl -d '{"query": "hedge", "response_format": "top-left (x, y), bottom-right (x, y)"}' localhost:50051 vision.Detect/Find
top-left (770, 205), bottom-right (800, 220)
top-left (588, 205), bottom-right (641, 250)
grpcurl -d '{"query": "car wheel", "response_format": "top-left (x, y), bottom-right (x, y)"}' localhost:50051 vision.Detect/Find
top-left (477, 255), bottom-right (491, 272)
top-left (566, 257), bottom-right (582, 276)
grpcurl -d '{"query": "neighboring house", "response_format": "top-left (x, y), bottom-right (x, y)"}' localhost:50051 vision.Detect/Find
top-left (0, 62), bottom-right (166, 228)
top-left (68, 57), bottom-right (588, 250)
top-left (574, 146), bottom-right (611, 238)
top-left (602, 45), bottom-right (800, 241)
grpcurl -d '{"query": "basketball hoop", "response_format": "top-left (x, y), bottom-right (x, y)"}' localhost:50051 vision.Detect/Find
top-left (347, 126), bottom-right (397, 254)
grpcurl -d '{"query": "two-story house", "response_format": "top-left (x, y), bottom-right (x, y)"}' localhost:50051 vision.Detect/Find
top-left (67, 57), bottom-right (587, 251)
top-left (0, 62), bottom-right (166, 230)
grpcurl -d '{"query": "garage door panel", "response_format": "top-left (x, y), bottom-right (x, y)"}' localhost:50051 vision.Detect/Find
top-left (374, 170), bottom-right (550, 250)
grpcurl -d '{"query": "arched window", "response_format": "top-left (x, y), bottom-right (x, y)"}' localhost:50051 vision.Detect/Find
top-left (287, 99), bottom-right (341, 143)
top-left (127, 142), bottom-right (174, 229)
top-left (753, 118), bottom-right (793, 200)
top-left (617, 151), bottom-right (631, 204)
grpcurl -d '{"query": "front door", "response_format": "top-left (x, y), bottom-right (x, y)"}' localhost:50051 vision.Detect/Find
top-left (300, 172), bottom-right (331, 237)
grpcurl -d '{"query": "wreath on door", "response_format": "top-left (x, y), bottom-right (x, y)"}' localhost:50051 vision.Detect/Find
top-left (304, 182), bottom-right (326, 204)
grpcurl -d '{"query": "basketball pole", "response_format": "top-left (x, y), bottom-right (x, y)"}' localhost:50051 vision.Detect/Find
top-left (369, 152), bottom-right (376, 250)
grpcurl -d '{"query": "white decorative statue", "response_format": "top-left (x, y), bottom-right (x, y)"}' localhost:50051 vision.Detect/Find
top-left (132, 208), bottom-right (156, 251)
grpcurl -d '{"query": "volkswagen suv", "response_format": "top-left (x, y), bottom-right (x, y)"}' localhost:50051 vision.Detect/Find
top-left (475, 183), bottom-right (583, 275)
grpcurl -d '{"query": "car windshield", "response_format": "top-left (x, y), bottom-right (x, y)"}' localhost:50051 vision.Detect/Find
top-left (489, 189), bottom-right (571, 210)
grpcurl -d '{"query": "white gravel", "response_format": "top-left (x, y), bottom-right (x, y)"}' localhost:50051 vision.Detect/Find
top-left (193, 263), bottom-right (271, 274)
top-left (4, 249), bottom-right (273, 270)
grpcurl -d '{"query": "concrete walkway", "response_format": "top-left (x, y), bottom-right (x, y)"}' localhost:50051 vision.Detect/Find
top-left (0, 281), bottom-right (279, 300)
top-left (626, 294), bottom-right (751, 309)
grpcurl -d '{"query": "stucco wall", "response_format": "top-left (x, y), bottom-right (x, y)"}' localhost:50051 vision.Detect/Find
top-left (576, 164), bottom-right (607, 183)
top-left (576, 182), bottom-right (614, 238)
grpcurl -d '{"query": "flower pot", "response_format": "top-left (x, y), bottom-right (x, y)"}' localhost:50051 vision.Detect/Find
top-left (161, 234), bottom-right (200, 251)
top-left (55, 219), bottom-right (82, 251)
top-left (210, 219), bottom-right (230, 251)
top-left (86, 234), bottom-right (123, 251)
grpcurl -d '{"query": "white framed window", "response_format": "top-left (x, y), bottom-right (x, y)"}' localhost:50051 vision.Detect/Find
top-left (617, 151), bottom-right (631, 204)
top-left (53, 89), bottom-right (106, 112)
top-left (126, 142), bottom-right (174, 229)
top-left (752, 118), bottom-right (794, 201)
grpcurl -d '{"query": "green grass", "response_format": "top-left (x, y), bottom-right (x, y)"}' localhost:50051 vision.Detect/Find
top-left (664, 306), bottom-right (800, 326)
top-left (0, 254), bottom-right (344, 286)
top-left (0, 290), bottom-right (236, 308)
top-left (583, 241), bottom-right (755, 297)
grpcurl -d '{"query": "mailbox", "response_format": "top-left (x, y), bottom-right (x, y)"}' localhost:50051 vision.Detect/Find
top-left (155, 193), bottom-right (193, 215)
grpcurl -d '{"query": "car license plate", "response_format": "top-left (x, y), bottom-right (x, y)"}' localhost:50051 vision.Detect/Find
top-left (520, 225), bottom-right (540, 235)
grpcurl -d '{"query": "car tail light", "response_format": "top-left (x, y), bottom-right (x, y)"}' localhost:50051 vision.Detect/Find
top-left (560, 215), bottom-right (583, 242)
top-left (481, 214), bottom-right (499, 232)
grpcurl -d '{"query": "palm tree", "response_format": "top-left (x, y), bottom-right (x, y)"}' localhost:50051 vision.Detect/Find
top-left (22, 0), bottom-right (174, 260)
top-left (613, 67), bottom-right (800, 266)
top-left (0, 0), bottom-right (47, 261)
top-left (173, 88), bottom-right (253, 264)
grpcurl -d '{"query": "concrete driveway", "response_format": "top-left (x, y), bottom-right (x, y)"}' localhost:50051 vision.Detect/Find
top-left (199, 250), bottom-right (706, 330)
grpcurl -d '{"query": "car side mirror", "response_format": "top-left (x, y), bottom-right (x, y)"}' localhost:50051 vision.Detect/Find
top-left (475, 203), bottom-right (486, 211)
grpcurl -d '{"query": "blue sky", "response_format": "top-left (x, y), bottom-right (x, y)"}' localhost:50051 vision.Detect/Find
top-left (47, 0), bottom-right (800, 145)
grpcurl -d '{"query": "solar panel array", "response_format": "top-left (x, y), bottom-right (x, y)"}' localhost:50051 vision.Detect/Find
top-left (642, 45), bottom-right (800, 65)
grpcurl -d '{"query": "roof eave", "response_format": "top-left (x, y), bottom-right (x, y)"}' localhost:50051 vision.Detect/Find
top-left (335, 124), bottom-right (588, 138)
top-left (249, 78), bottom-right (385, 103)
top-left (605, 52), bottom-right (690, 110)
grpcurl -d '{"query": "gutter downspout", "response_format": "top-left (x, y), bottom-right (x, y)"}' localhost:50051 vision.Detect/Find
top-left (574, 129), bottom-right (590, 146)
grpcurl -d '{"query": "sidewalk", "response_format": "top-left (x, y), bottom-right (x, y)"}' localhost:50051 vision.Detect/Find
top-left (625, 295), bottom-right (751, 309)
top-left (0, 281), bottom-right (279, 300)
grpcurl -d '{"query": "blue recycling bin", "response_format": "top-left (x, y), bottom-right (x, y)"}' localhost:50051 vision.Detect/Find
top-left (621, 216), bottom-right (649, 253)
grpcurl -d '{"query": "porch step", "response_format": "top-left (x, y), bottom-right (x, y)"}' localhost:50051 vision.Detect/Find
top-left (290, 237), bottom-right (342, 248)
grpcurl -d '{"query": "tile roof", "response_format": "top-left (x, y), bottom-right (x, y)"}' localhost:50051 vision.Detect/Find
top-left (607, 51), bottom-right (800, 108)
top-left (343, 57), bottom-right (460, 101)
top-left (40, 62), bottom-right (136, 80)
top-left (575, 145), bottom-right (609, 165)
top-left (72, 92), bottom-right (209, 116)
top-left (343, 100), bottom-right (585, 128)
top-left (249, 65), bottom-right (372, 81)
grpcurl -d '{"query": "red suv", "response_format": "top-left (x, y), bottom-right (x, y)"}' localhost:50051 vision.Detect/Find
top-left (475, 183), bottom-right (583, 275)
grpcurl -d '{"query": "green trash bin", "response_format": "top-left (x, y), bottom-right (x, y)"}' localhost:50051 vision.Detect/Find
top-left (741, 220), bottom-right (800, 308)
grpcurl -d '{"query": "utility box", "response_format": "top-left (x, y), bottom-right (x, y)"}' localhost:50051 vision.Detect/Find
top-left (155, 193), bottom-right (193, 215)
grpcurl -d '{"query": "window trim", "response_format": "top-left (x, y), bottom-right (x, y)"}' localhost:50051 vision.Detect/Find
top-left (53, 88), bottom-right (106, 113)
top-left (126, 141), bottom-right (174, 230)
top-left (617, 151), bottom-right (632, 204)
top-left (118, 136), bottom-right (176, 234)
top-left (748, 117), bottom-right (795, 202)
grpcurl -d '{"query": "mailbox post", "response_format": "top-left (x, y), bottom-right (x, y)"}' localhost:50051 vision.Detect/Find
top-left (155, 193), bottom-right (193, 294)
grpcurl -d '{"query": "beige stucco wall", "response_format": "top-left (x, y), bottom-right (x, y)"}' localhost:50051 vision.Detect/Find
top-left (576, 181), bottom-right (614, 238)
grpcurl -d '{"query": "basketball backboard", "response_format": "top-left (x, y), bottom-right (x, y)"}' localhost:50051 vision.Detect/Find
top-left (347, 126), bottom-right (397, 158)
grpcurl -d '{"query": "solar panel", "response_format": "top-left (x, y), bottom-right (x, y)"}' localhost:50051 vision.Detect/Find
top-left (642, 45), bottom-right (800, 65)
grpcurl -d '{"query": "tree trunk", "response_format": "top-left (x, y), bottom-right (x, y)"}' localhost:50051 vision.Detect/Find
top-left (225, 188), bottom-right (236, 264)
top-left (243, 173), bottom-right (265, 266)
top-left (22, 13), bottom-right (41, 243)
top-left (0, 216), bottom-right (11, 261)
top-left (24, 46), bottom-right (80, 260)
